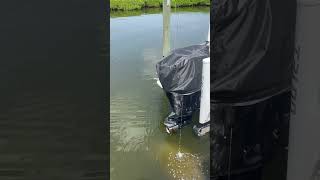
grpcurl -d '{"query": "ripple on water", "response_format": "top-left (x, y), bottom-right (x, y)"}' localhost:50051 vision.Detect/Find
top-left (167, 152), bottom-right (205, 180)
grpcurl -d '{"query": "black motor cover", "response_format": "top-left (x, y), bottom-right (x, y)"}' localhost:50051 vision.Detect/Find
top-left (156, 44), bottom-right (209, 117)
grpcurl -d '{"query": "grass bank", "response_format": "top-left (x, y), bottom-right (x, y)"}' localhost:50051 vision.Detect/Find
top-left (110, 0), bottom-right (210, 11)
top-left (110, 7), bottom-right (209, 18)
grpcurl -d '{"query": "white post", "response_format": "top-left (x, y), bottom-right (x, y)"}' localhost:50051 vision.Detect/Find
top-left (199, 25), bottom-right (211, 125)
top-left (199, 25), bottom-right (210, 124)
top-left (166, 0), bottom-right (170, 6)
top-left (287, 1), bottom-right (320, 179)
top-left (199, 57), bottom-right (210, 124)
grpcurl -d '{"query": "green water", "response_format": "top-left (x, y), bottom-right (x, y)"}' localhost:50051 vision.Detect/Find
top-left (110, 7), bottom-right (210, 180)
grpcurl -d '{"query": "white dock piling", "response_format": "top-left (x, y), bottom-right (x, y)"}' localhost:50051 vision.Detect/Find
top-left (199, 57), bottom-right (210, 124)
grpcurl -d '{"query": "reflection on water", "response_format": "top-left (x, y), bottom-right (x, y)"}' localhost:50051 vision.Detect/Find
top-left (110, 7), bottom-right (209, 180)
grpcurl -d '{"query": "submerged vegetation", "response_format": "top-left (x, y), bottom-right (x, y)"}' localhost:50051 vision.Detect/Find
top-left (110, 0), bottom-right (210, 11)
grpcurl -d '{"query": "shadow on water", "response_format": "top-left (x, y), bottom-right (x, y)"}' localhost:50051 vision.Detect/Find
top-left (110, 7), bottom-right (209, 180)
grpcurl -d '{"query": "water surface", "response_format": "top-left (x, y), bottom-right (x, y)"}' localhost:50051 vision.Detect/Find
top-left (0, 1), bottom-right (106, 179)
top-left (110, 7), bottom-right (210, 180)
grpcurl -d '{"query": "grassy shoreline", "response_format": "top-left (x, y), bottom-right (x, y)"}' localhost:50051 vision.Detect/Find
top-left (110, 0), bottom-right (210, 11)
top-left (110, 6), bottom-right (209, 18)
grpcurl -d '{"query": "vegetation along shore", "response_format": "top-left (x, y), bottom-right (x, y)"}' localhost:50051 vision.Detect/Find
top-left (110, 0), bottom-right (210, 11)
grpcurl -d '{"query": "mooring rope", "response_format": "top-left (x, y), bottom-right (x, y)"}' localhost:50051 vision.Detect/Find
top-left (178, 98), bottom-right (183, 154)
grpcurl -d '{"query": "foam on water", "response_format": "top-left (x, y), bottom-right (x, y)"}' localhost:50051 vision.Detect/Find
top-left (167, 152), bottom-right (205, 180)
top-left (176, 151), bottom-right (183, 159)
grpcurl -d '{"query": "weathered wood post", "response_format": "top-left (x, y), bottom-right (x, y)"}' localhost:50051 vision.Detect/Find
top-left (162, 0), bottom-right (171, 57)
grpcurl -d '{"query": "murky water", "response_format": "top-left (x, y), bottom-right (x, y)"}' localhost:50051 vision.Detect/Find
top-left (110, 7), bottom-right (210, 180)
top-left (0, 2), bottom-right (107, 179)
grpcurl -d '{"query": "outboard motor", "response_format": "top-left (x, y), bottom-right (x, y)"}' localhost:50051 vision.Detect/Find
top-left (156, 43), bottom-right (209, 133)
